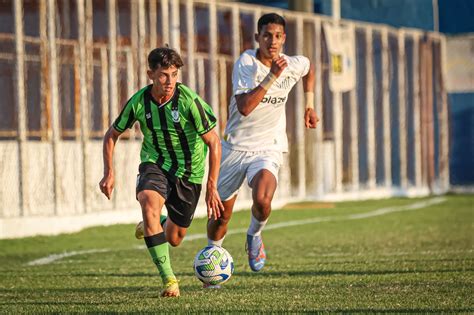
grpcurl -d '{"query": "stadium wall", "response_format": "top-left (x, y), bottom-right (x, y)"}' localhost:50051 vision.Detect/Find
top-left (0, 0), bottom-right (450, 238)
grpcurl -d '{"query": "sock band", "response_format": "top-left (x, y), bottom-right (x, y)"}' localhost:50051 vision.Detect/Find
top-left (208, 236), bottom-right (225, 247)
top-left (247, 213), bottom-right (269, 236)
top-left (145, 232), bottom-right (166, 248)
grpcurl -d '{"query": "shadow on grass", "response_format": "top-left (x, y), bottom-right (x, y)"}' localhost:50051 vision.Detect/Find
top-left (174, 267), bottom-right (474, 278)
top-left (55, 264), bottom-right (473, 279)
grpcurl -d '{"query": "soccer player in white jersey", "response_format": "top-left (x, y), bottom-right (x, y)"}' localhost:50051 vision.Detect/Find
top-left (206, 13), bottom-right (319, 276)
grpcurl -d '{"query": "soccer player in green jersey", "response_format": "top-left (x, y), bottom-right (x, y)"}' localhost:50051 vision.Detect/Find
top-left (99, 47), bottom-right (224, 297)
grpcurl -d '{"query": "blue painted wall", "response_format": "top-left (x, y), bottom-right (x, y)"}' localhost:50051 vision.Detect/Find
top-left (439, 0), bottom-right (474, 34)
top-left (242, 0), bottom-right (474, 34)
top-left (448, 93), bottom-right (474, 185)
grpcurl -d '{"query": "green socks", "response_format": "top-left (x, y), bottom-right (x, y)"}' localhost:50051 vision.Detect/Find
top-left (145, 232), bottom-right (176, 283)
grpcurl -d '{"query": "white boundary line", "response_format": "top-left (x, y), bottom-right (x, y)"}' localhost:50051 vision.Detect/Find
top-left (26, 197), bottom-right (446, 266)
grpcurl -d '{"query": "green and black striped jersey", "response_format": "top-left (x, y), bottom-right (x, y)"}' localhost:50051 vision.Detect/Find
top-left (113, 83), bottom-right (217, 184)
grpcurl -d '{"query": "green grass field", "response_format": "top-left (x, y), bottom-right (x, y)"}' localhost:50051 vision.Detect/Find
top-left (1, 194), bottom-right (472, 312)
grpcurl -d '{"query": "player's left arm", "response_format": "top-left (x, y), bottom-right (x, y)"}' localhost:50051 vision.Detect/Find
top-left (302, 62), bottom-right (320, 129)
top-left (200, 129), bottom-right (224, 220)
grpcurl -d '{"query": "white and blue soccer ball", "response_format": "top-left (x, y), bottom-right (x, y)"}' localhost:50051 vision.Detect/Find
top-left (193, 245), bottom-right (234, 285)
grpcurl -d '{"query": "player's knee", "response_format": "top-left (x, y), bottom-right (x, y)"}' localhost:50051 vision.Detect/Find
top-left (254, 194), bottom-right (272, 212)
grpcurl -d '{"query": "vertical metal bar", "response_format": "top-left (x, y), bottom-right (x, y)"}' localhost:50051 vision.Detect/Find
top-left (332, 0), bottom-right (341, 21)
top-left (126, 48), bottom-right (135, 101)
top-left (130, 0), bottom-right (138, 91)
top-left (170, 0), bottom-right (180, 52)
top-left (85, 0), bottom-right (93, 105)
top-left (209, 0), bottom-right (220, 134)
top-left (138, 0), bottom-right (147, 88)
top-left (14, 0), bottom-right (27, 216)
top-left (365, 26), bottom-right (376, 189)
top-left (252, 9), bottom-right (261, 50)
top-left (77, 0), bottom-right (89, 212)
top-left (381, 28), bottom-right (391, 187)
top-left (218, 58), bottom-right (227, 132)
top-left (295, 16), bottom-right (305, 197)
top-left (439, 36), bottom-right (450, 190)
top-left (349, 71), bottom-right (359, 190)
top-left (40, 0), bottom-right (48, 140)
top-left (231, 4), bottom-right (240, 62)
top-left (149, 0), bottom-right (157, 48)
top-left (186, 0), bottom-right (196, 90)
top-left (314, 17), bottom-right (324, 197)
top-left (48, 0), bottom-right (60, 214)
top-left (412, 33), bottom-right (422, 188)
top-left (333, 94), bottom-right (343, 192)
top-left (197, 57), bottom-right (205, 97)
top-left (398, 30), bottom-right (408, 189)
top-left (425, 38), bottom-right (435, 191)
top-left (108, 0), bottom-right (118, 121)
top-left (101, 47), bottom-right (109, 132)
top-left (161, 0), bottom-right (169, 46)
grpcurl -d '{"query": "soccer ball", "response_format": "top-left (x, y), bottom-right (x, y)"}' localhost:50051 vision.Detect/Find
top-left (193, 245), bottom-right (234, 285)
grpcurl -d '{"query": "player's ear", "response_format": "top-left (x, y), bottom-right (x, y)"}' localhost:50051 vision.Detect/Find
top-left (254, 32), bottom-right (259, 42)
top-left (147, 69), bottom-right (153, 80)
top-left (282, 33), bottom-right (286, 45)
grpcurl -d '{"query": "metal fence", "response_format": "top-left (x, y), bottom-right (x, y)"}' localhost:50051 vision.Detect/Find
top-left (0, 0), bottom-right (449, 237)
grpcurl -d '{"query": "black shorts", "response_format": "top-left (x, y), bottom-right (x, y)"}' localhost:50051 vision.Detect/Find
top-left (136, 162), bottom-right (202, 228)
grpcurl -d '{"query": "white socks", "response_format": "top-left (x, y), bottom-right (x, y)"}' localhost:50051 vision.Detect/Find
top-left (247, 213), bottom-right (268, 236)
top-left (208, 236), bottom-right (225, 247)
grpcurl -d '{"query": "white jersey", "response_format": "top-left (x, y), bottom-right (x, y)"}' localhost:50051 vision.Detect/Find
top-left (224, 49), bottom-right (310, 152)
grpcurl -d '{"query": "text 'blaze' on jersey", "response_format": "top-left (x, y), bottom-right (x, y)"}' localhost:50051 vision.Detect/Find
top-left (113, 83), bottom-right (217, 184)
top-left (224, 49), bottom-right (310, 152)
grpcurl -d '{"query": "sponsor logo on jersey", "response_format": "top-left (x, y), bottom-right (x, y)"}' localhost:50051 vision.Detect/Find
top-left (261, 96), bottom-right (287, 107)
top-left (171, 109), bottom-right (180, 123)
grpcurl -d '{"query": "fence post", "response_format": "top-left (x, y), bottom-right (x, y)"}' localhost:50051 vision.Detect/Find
top-left (412, 33), bottom-right (422, 189)
top-left (439, 36), bottom-right (450, 191)
top-left (398, 30), bottom-right (408, 189)
top-left (209, 0), bottom-right (220, 135)
top-left (186, 0), bottom-right (196, 90)
top-left (381, 28), bottom-right (392, 187)
top-left (47, 0), bottom-right (61, 214)
top-left (108, 0), bottom-right (118, 121)
top-left (77, 0), bottom-right (90, 212)
top-left (365, 26), bottom-right (376, 190)
top-left (14, 0), bottom-right (28, 216)
top-left (295, 15), bottom-right (306, 198)
top-left (349, 24), bottom-right (359, 191)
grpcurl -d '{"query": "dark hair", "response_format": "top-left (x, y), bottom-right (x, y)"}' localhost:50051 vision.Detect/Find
top-left (147, 47), bottom-right (184, 70)
top-left (257, 13), bottom-right (286, 33)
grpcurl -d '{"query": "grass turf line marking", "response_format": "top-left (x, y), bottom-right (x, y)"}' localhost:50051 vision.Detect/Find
top-left (26, 249), bottom-right (111, 266)
top-left (26, 197), bottom-right (446, 266)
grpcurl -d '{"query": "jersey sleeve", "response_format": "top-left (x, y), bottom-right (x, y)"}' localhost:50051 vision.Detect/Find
top-left (113, 96), bottom-right (137, 132)
top-left (232, 53), bottom-right (256, 96)
top-left (190, 96), bottom-right (217, 135)
top-left (294, 55), bottom-right (311, 78)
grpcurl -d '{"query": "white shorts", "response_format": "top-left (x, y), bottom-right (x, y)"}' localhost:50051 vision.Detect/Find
top-left (217, 144), bottom-right (283, 201)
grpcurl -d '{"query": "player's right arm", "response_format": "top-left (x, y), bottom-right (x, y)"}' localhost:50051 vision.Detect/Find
top-left (99, 126), bottom-right (122, 200)
top-left (236, 57), bottom-right (287, 116)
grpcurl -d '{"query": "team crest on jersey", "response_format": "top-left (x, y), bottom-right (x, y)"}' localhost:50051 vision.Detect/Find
top-left (171, 109), bottom-right (180, 123)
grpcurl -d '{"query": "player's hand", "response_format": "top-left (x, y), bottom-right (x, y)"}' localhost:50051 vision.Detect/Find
top-left (99, 173), bottom-right (115, 200)
top-left (205, 185), bottom-right (224, 220)
top-left (270, 56), bottom-right (287, 77)
top-left (304, 108), bottom-right (319, 128)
